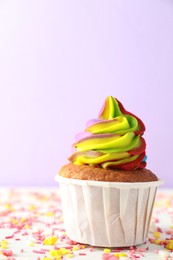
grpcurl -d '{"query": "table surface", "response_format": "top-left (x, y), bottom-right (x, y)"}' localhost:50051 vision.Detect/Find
top-left (0, 187), bottom-right (172, 260)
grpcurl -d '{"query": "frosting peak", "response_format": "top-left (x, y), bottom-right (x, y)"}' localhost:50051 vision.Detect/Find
top-left (69, 96), bottom-right (147, 170)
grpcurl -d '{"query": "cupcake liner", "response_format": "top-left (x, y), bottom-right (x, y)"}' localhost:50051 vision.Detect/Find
top-left (56, 176), bottom-right (163, 247)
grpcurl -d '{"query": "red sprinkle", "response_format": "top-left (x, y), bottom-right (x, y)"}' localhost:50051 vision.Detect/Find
top-left (1, 250), bottom-right (13, 256)
top-left (5, 235), bottom-right (14, 239)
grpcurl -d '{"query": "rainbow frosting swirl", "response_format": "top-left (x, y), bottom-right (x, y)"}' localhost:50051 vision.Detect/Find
top-left (69, 96), bottom-right (147, 170)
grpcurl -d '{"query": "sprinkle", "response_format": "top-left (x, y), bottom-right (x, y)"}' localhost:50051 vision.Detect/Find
top-left (104, 248), bottom-right (111, 253)
top-left (67, 253), bottom-right (74, 258)
top-left (114, 253), bottom-right (128, 257)
top-left (29, 243), bottom-right (35, 247)
top-left (166, 230), bottom-right (172, 235)
top-left (24, 225), bottom-right (30, 229)
top-left (49, 249), bottom-right (62, 257)
top-left (5, 235), bottom-right (14, 239)
top-left (45, 212), bottom-right (54, 217)
top-left (0, 240), bottom-right (8, 249)
top-left (73, 246), bottom-right (79, 251)
top-left (153, 231), bottom-right (161, 238)
top-left (1, 250), bottom-right (13, 257)
top-left (43, 236), bottom-right (58, 245)
top-left (32, 250), bottom-right (46, 254)
top-left (102, 253), bottom-right (111, 260)
top-left (166, 241), bottom-right (173, 250)
top-left (1, 244), bottom-right (8, 249)
top-left (108, 256), bottom-right (119, 260)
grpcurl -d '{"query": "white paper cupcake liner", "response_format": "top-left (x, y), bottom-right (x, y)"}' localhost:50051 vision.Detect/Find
top-left (56, 175), bottom-right (163, 247)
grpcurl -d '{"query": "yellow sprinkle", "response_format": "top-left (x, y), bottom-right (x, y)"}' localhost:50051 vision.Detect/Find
top-left (154, 239), bottom-right (161, 245)
top-left (42, 258), bottom-right (52, 260)
top-left (1, 244), bottom-right (8, 249)
top-left (11, 219), bottom-right (18, 224)
top-left (104, 248), bottom-right (111, 253)
top-left (41, 196), bottom-right (49, 201)
top-left (4, 203), bottom-right (13, 209)
top-left (0, 240), bottom-right (8, 249)
top-left (59, 248), bottom-right (71, 254)
top-left (114, 253), bottom-right (128, 257)
top-left (81, 245), bottom-right (86, 248)
top-left (153, 231), bottom-right (161, 238)
top-left (170, 226), bottom-right (173, 229)
top-left (166, 244), bottom-right (173, 250)
top-left (29, 243), bottom-right (34, 246)
top-left (29, 205), bottom-right (36, 211)
top-left (45, 212), bottom-right (54, 217)
top-left (72, 246), bottom-right (79, 251)
top-left (20, 217), bottom-right (26, 222)
top-left (24, 225), bottom-right (30, 229)
top-left (1, 240), bottom-right (8, 244)
top-left (67, 254), bottom-right (74, 258)
top-left (166, 240), bottom-right (173, 250)
top-left (50, 249), bottom-right (62, 257)
top-left (43, 236), bottom-right (58, 245)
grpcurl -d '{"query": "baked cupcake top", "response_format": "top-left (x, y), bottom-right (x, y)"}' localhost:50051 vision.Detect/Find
top-left (69, 96), bottom-right (146, 171)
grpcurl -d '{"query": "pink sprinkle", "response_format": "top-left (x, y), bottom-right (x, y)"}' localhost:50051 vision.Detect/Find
top-left (20, 249), bottom-right (24, 253)
top-left (5, 235), bottom-right (14, 239)
top-left (130, 246), bottom-right (136, 250)
top-left (136, 248), bottom-right (146, 252)
top-left (166, 230), bottom-right (172, 235)
top-left (89, 248), bottom-right (94, 252)
top-left (22, 232), bottom-right (28, 236)
top-left (148, 238), bottom-right (155, 243)
top-left (154, 218), bottom-right (159, 223)
top-left (40, 249), bottom-right (50, 252)
top-left (157, 227), bottom-right (163, 233)
top-left (79, 253), bottom-right (86, 256)
top-left (66, 237), bottom-right (78, 245)
top-left (102, 253), bottom-right (111, 260)
top-left (1, 250), bottom-right (13, 257)
top-left (108, 256), bottom-right (119, 260)
top-left (32, 250), bottom-right (46, 254)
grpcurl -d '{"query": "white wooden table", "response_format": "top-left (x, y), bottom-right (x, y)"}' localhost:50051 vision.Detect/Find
top-left (0, 188), bottom-right (172, 260)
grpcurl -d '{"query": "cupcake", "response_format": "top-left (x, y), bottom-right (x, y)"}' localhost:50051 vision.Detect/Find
top-left (56, 96), bottom-right (163, 247)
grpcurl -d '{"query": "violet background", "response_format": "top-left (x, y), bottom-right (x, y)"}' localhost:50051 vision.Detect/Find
top-left (0, 0), bottom-right (173, 187)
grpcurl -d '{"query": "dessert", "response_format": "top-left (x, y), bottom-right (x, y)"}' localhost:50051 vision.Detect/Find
top-left (56, 96), bottom-right (163, 247)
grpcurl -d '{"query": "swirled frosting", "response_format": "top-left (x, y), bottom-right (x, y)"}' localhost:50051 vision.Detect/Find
top-left (68, 96), bottom-right (147, 170)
